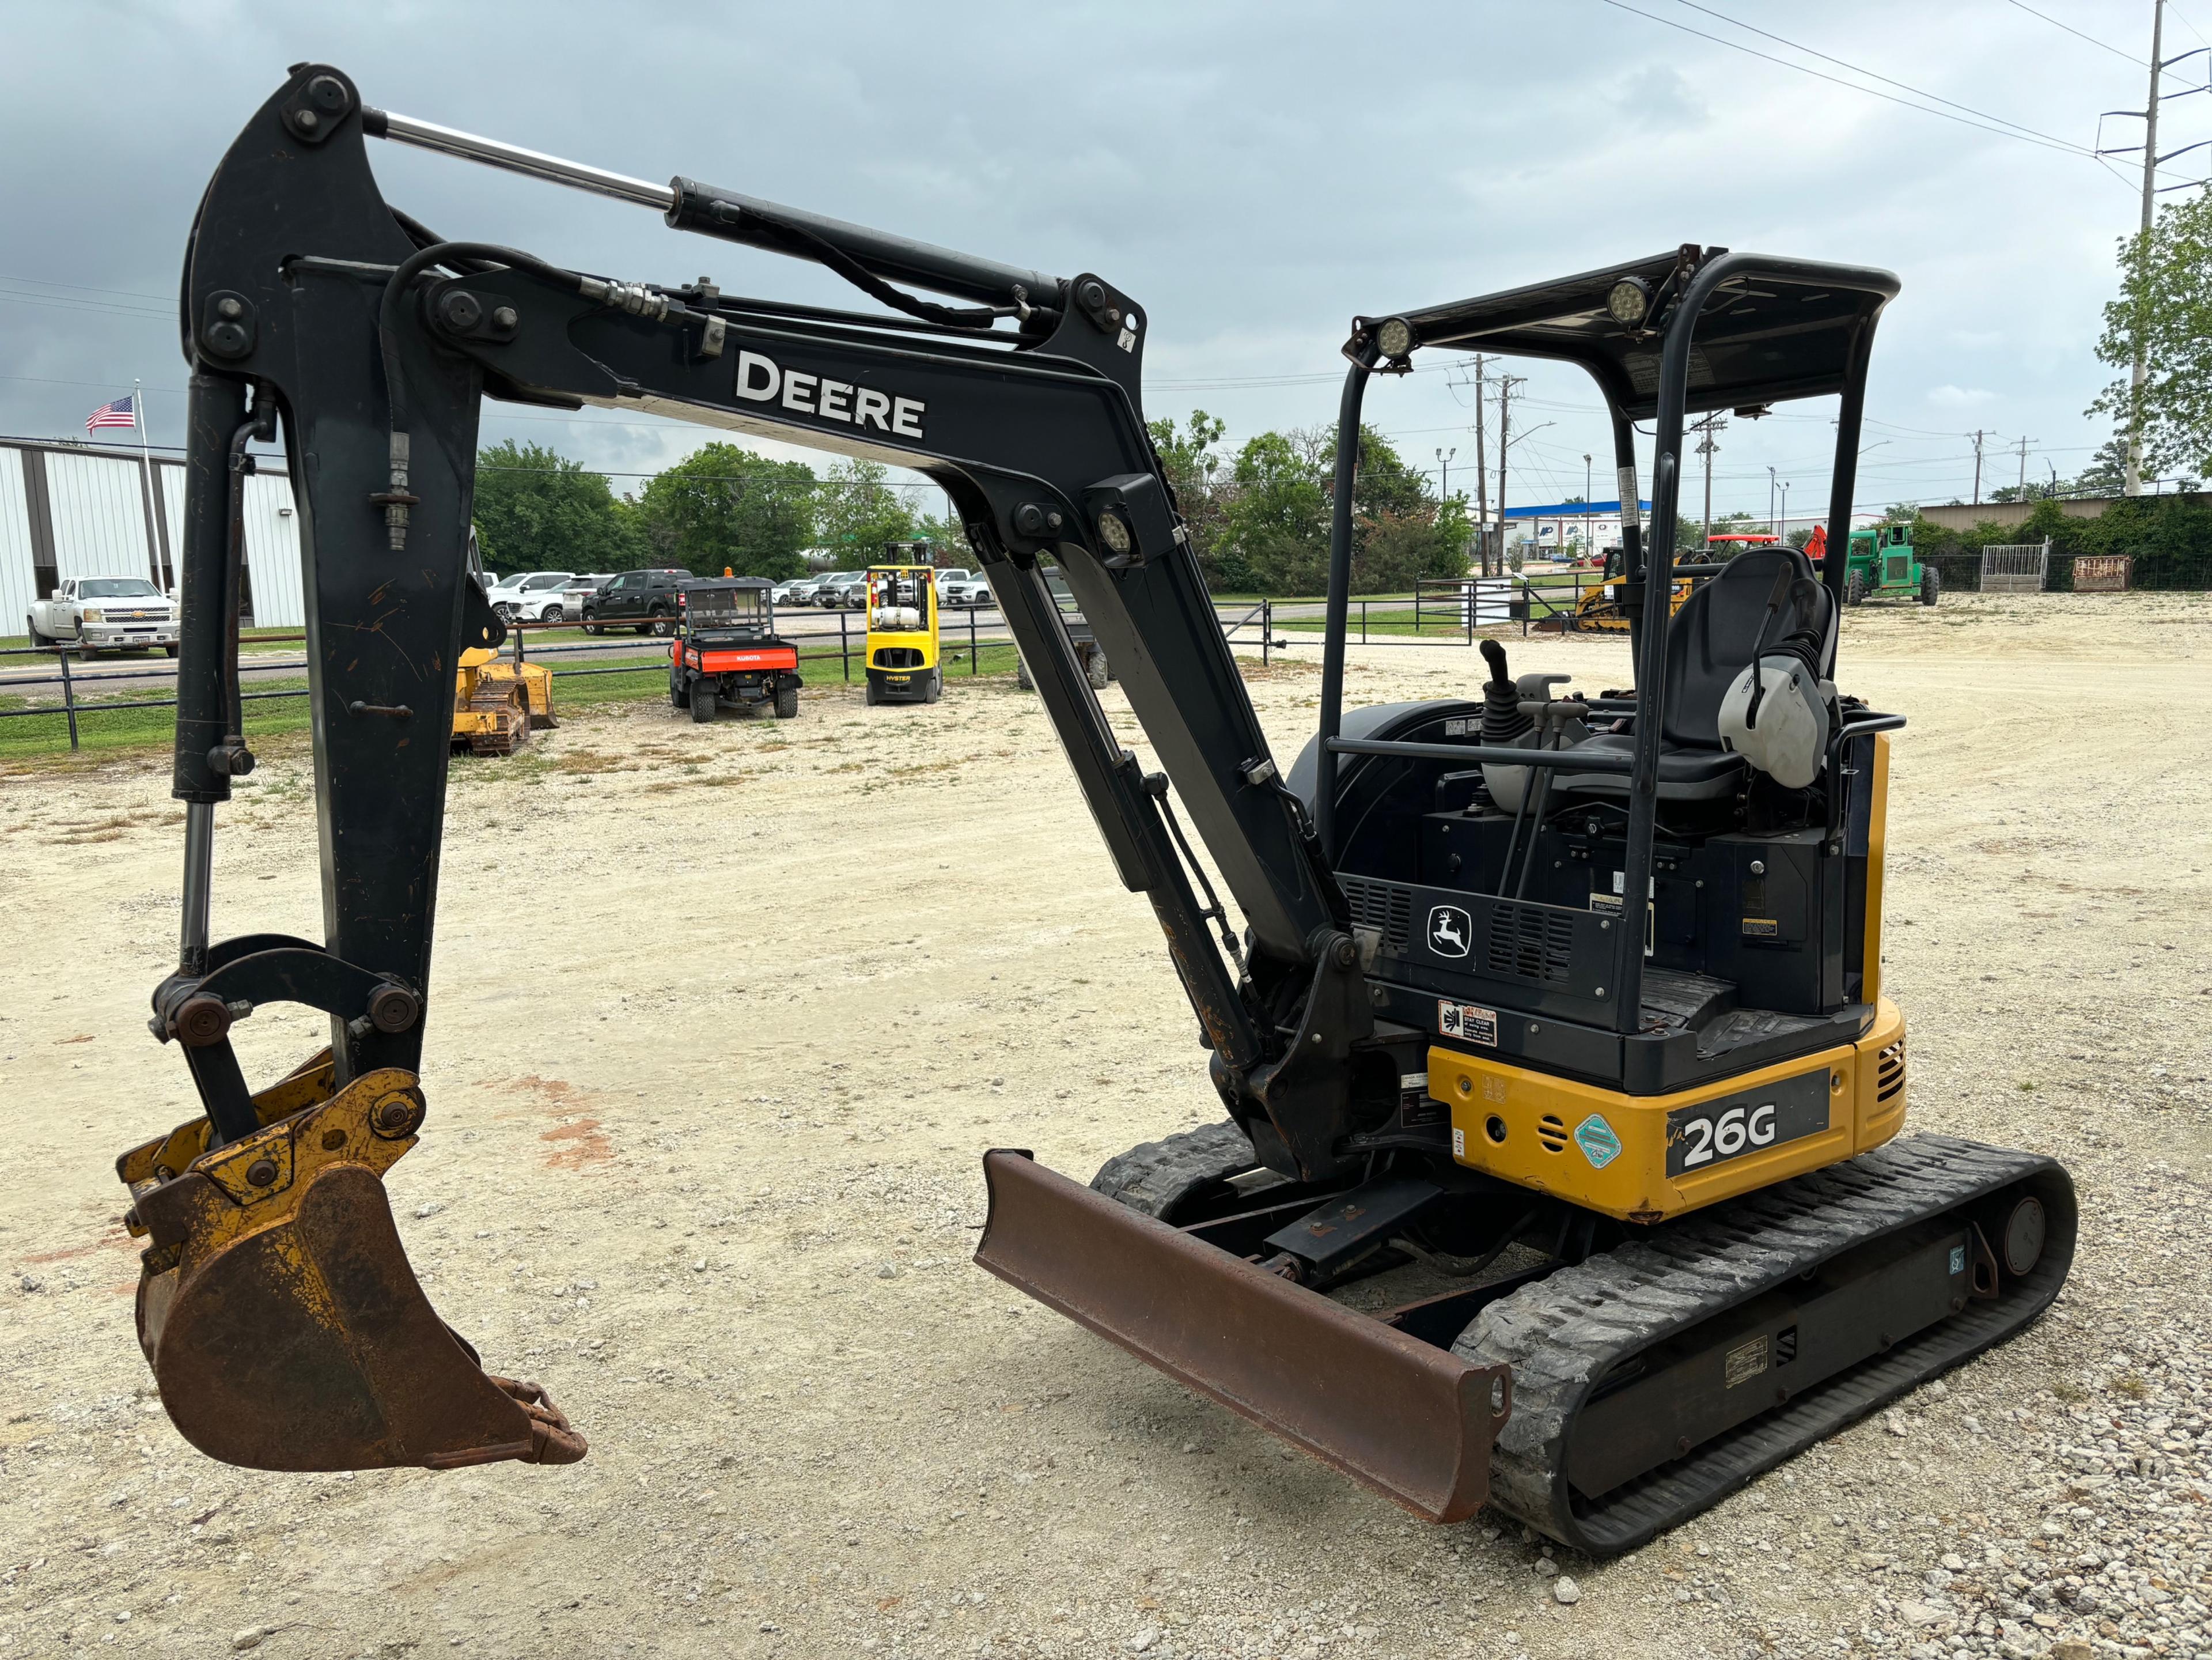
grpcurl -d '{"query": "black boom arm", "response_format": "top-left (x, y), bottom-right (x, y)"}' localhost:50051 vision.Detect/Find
top-left (164, 65), bottom-right (1377, 1177)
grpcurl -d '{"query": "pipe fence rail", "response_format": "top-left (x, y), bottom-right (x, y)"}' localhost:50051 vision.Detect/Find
top-left (1, 600), bottom-right (1291, 751)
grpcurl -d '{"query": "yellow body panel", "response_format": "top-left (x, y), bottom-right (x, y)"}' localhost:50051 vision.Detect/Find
top-left (1862, 735), bottom-right (1891, 1008)
top-left (1430, 997), bottom-right (1907, 1223)
top-left (865, 564), bottom-right (940, 677)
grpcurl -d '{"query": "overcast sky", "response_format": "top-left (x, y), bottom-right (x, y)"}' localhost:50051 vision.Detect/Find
top-left (1, 0), bottom-right (2195, 525)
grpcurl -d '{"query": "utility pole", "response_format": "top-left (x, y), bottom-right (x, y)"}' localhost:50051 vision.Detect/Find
top-left (1583, 452), bottom-right (1592, 556)
top-left (1690, 413), bottom-right (1726, 546)
top-left (2128, 0), bottom-right (2165, 496)
top-left (1468, 357), bottom-right (1490, 576)
top-left (1971, 429), bottom-right (1986, 505)
top-left (1495, 375), bottom-right (1524, 577)
top-left (1767, 466), bottom-right (1778, 536)
top-left (2017, 434), bottom-right (2036, 497)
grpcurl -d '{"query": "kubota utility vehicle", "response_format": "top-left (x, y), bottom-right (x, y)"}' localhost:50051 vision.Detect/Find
top-left (669, 577), bottom-right (801, 721)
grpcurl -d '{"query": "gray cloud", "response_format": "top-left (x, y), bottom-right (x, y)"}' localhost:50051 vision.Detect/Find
top-left (0, 0), bottom-right (2187, 517)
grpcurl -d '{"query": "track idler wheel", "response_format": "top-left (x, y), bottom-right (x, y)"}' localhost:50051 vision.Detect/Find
top-left (117, 1062), bottom-right (586, 1472)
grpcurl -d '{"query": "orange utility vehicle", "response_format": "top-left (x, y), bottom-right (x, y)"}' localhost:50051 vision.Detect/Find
top-left (668, 577), bottom-right (801, 722)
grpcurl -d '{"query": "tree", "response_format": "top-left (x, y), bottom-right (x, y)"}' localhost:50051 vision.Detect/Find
top-left (1214, 423), bottom-right (1467, 595)
top-left (631, 443), bottom-right (816, 578)
top-left (1220, 429), bottom-right (1331, 593)
top-left (472, 441), bottom-right (642, 573)
top-left (2090, 188), bottom-right (2212, 482)
top-left (2071, 436), bottom-right (2129, 497)
top-left (911, 509), bottom-right (974, 561)
top-left (1147, 410), bottom-right (1234, 584)
top-left (814, 459), bottom-right (918, 559)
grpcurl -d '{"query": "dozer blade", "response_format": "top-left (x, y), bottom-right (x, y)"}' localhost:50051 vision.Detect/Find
top-left (117, 1061), bottom-right (585, 1472)
top-left (974, 1149), bottom-right (1510, 1523)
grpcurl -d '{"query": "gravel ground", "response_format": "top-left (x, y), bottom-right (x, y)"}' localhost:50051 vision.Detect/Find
top-left (2, 592), bottom-right (2209, 1660)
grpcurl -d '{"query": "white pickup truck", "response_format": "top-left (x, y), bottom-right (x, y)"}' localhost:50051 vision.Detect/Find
top-left (26, 577), bottom-right (179, 655)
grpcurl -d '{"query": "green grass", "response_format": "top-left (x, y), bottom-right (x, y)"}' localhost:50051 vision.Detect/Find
top-left (0, 639), bottom-right (1031, 763)
top-left (0, 674), bottom-right (316, 762)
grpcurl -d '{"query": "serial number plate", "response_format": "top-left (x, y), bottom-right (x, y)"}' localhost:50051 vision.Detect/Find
top-left (1665, 1069), bottom-right (1831, 1178)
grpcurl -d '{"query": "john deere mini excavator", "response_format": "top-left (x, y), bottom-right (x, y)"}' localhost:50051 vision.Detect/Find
top-left (123, 69), bottom-right (2069, 1552)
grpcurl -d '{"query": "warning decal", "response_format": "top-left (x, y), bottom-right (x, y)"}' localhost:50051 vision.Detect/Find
top-left (1438, 1000), bottom-right (1498, 1046)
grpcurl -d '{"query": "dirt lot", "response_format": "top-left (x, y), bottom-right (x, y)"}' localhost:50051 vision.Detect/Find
top-left (4, 592), bottom-right (2211, 1660)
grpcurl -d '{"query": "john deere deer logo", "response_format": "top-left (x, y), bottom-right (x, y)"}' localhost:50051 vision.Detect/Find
top-left (1427, 905), bottom-right (1471, 958)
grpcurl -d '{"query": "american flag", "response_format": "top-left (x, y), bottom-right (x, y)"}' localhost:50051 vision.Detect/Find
top-left (85, 394), bottom-right (137, 434)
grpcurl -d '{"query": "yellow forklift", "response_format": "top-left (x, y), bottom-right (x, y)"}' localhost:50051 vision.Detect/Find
top-left (863, 562), bottom-right (941, 705)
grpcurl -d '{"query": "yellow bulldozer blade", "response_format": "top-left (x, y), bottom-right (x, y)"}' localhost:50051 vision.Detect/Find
top-left (116, 1054), bottom-right (585, 1472)
top-left (974, 1149), bottom-right (1510, 1523)
top-left (451, 649), bottom-right (551, 755)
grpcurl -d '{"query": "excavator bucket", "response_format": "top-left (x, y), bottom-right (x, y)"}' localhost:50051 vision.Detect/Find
top-left (973, 1150), bottom-right (1511, 1523)
top-left (116, 1054), bottom-right (585, 1472)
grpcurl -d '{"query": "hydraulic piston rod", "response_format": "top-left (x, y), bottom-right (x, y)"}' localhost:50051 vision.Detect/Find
top-left (365, 108), bottom-right (674, 209)
top-left (362, 105), bottom-right (1061, 310)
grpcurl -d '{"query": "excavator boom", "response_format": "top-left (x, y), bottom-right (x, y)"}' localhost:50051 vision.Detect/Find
top-left (129, 63), bottom-right (1354, 1472)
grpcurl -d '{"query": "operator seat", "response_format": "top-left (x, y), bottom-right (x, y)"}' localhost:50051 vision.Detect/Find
top-left (1559, 546), bottom-right (1836, 801)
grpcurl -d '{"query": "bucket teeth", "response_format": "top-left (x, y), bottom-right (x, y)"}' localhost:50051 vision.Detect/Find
top-left (120, 1061), bottom-right (586, 1472)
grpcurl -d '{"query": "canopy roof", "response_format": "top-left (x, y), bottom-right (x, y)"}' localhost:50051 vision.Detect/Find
top-left (1357, 247), bottom-right (1898, 423)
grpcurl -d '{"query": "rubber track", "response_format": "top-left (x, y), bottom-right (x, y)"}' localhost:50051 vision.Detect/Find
top-left (1090, 1121), bottom-right (1257, 1219)
top-left (1457, 1133), bottom-right (2076, 1555)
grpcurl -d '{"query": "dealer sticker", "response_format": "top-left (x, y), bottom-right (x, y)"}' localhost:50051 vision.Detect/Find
top-left (1725, 1334), bottom-right (1770, 1389)
top-left (1438, 1000), bottom-right (1497, 1046)
top-left (1575, 1114), bottom-right (1623, 1169)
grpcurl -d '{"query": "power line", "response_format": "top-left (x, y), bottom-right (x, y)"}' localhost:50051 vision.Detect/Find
top-left (1597, 0), bottom-right (2183, 183)
top-left (0, 289), bottom-right (175, 323)
top-left (0, 274), bottom-right (175, 304)
top-left (2002, 0), bottom-right (2147, 66)
top-left (1667, 0), bottom-right (2113, 152)
top-left (1597, 0), bottom-right (2098, 157)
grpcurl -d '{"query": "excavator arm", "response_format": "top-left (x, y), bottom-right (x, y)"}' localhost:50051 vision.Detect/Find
top-left (126, 63), bottom-right (1389, 1472)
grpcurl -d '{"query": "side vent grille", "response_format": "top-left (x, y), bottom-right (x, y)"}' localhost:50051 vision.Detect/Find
top-left (1486, 902), bottom-right (1574, 984)
top-left (1876, 1039), bottom-right (1907, 1103)
top-left (1339, 876), bottom-right (1413, 952)
top-left (1537, 1114), bottom-right (1568, 1154)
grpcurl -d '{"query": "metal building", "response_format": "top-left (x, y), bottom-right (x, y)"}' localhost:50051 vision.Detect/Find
top-left (1, 437), bottom-right (304, 629)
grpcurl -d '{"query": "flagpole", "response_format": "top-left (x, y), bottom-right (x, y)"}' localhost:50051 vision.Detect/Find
top-left (132, 379), bottom-right (164, 589)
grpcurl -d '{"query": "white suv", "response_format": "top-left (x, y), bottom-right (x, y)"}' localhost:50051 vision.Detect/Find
top-left (940, 569), bottom-right (992, 607)
top-left (486, 571), bottom-right (575, 621)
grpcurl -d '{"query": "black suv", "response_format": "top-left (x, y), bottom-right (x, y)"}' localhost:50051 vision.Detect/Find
top-left (582, 569), bottom-right (691, 635)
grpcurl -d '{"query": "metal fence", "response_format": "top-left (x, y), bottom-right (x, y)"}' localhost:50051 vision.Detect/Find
top-left (1270, 570), bottom-right (1623, 650)
top-left (1924, 549), bottom-right (2212, 593)
top-left (1979, 542), bottom-right (2050, 593)
top-left (1, 600), bottom-right (1289, 751)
